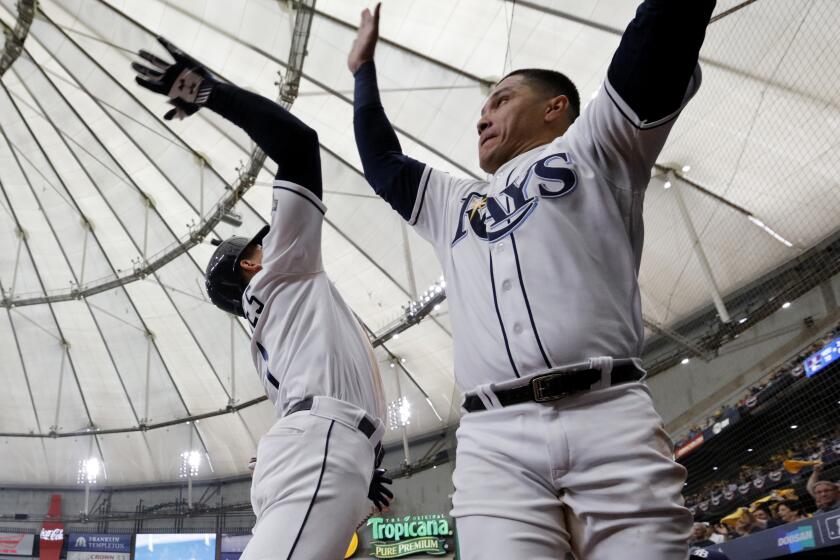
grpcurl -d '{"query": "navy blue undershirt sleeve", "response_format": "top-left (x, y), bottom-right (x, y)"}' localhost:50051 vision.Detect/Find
top-left (353, 61), bottom-right (426, 221)
top-left (607, 0), bottom-right (715, 123)
top-left (206, 82), bottom-right (323, 199)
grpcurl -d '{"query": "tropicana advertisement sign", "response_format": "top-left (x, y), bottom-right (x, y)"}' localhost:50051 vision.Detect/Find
top-left (367, 514), bottom-right (453, 558)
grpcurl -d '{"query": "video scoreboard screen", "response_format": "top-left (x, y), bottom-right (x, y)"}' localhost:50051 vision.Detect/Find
top-left (803, 335), bottom-right (840, 377)
top-left (134, 533), bottom-right (216, 560)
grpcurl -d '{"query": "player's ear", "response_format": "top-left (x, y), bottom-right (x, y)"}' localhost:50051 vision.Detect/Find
top-left (544, 95), bottom-right (570, 124)
top-left (240, 258), bottom-right (261, 273)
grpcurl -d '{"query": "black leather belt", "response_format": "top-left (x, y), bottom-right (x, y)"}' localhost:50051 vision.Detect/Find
top-left (287, 398), bottom-right (384, 466)
top-left (462, 364), bottom-right (644, 413)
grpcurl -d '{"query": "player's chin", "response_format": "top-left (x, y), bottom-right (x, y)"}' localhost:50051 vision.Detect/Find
top-left (478, 147), bottom-right (501, 174)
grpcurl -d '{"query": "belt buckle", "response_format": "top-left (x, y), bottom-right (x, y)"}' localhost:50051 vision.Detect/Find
top-left (530, 373), bottom-right (565, 403)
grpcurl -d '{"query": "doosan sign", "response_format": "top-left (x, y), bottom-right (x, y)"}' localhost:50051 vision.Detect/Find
top-left (367, 514), bottom-right (452, 558)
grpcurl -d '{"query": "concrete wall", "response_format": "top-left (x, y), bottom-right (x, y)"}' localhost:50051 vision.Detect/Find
top-left (647, 274), bottom-right (840, 436)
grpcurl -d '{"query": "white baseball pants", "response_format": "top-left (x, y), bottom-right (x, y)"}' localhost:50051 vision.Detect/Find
top-left (241, 397), bottom-right (382, 560)
top-left (452, 381), bottom-right (691, 560)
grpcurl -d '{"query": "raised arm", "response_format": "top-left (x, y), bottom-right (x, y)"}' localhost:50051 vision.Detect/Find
top-left (132, 36), bottom-right (322, 198)
top-left (608, 0), bottom-right (716, 126)
top-left (348, 4), bottom-right (426, 221)
top-left (569, 0), bottom-right (716, 187)
top-left (206, 83), bottom-right (322, 198)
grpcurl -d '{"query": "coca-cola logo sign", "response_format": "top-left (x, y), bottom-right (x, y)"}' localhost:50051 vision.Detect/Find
top-left (40, 528), bottom-right (64, 541)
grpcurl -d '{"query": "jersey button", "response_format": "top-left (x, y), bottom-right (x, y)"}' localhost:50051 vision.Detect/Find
top-left (495, 242), bottom-right (504, 253)
top-left (513, 323), bottom-right (523, 334)
top-left (501, 279), bottom-right (512, 291)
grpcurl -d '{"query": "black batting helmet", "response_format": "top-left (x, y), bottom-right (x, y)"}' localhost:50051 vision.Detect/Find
top-left (204, 226), bottom-right (269, 316)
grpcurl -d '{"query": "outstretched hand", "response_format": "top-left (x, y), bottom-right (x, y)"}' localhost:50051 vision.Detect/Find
top-left (347, 3), bottom-right (381, 74)
top-left (368, 467), bottom-right (394, 511)
top-left (132, 36), bottom-right (216, 120)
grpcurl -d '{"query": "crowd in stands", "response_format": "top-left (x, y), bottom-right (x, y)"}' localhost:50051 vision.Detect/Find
top-left (674, 323), bottom-right (840, 451)
top-left (685, 431), bottom-right (840, 545)
top-left (684, 430), bottom-right (839, 509)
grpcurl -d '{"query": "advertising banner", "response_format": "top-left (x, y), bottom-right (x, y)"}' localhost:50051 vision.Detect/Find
top-left (67, 534), bottom-right (131, 560)
top-left (39, 495), bottom-right (64, 560)
top-left (367, 514), bottom-right (454, 558)
top-left (0, 534), bottom-right (34, 556)
top-left (706, 510), bottom-right (840, 559)
top-left (675, 434), bottom-right (704, 459)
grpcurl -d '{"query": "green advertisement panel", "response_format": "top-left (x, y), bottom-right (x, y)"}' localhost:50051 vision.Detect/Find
top-left (370, 536), bottom-right (446, 558)
top-left (366, 514), bottom-right (453, 558)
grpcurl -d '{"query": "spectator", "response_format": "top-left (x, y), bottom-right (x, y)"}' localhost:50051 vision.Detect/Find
top-left (776, 500), bottom-right (806, 524)
top-left (709, 524), bottom-right (728, 544)
top-left (751, 504), bottom-right (776, 530)
top-left (807, 463), bottom-right (840, 514)
top-left (689, 523), bottom-right (715, 548)
top-left (734, 511), bottom-right (762, 537)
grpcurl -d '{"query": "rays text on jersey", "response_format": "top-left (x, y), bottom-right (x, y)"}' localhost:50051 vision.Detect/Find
top-left (451, 152), bottom-right (578, 245)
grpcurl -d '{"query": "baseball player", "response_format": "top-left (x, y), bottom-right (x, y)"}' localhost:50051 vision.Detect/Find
top-left (348, 1), bottom-right (715, 558)
top-left (132, 38), bottom-right (393, 560)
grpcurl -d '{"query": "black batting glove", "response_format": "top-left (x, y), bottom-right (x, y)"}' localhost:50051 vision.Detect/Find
top-left (368, 468), bottom-right (394, 511)
top-left (132, 37), bottom-right (216, 120)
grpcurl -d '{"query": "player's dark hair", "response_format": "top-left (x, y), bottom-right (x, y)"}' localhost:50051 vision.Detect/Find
top-left (502, 68), bottom-right (581, 122)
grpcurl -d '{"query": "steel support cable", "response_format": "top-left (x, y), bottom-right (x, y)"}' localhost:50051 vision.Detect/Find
top-left (0, 87), bottom-right (105, 462)
top-left (23, 0), bottom-right (448, 426)
top-left (0, 1), bottom-right (318, 442)
top-left (9, 64), bottom-right (235, 411)
top-left (143, 0), bottom-right (483, 180)
top-left (0, 70), bottom-right (208, 456)
top-left (0, 0), bottom-right (450, 439)
top-left (0, 5), bottom-right (253, 307)
top-left (8, 67), bottom-right (146, 426)
top-left (0, 81), bottom-right (209, 461)
top-left (4, 0), bottom-right (467, 324)
top-left (0, 0), bottom-right (34, 77)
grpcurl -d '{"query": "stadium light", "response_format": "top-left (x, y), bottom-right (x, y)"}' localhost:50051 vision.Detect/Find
top-left (77, 457), bottom-right (101, 485)
top-left (387, 397), bottom-right (411, 430)
top-left (180, 450), bottom-right (202, 478)
top-left (790, 424), bottom-right (798, 430)
top-left (747, 448), bottom-right (753, 452)
top-left (713, 466), bottom-right (718, 471)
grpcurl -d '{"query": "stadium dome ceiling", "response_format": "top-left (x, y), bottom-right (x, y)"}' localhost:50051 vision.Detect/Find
top-left (0, 0), bottom-right (837, 485)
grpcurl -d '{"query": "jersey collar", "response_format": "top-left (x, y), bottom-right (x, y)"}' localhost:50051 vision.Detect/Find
top-left (491, 142), bottom-right (552, 182)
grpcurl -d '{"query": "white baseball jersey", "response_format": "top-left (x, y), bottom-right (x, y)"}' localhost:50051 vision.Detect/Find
top-left (241, 181), bottom-right (385, 419)
top-left (408, 68), bottom-right (701, 391)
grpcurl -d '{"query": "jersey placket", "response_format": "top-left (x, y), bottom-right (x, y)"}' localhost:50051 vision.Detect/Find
top-left (488, 231), bottom-right (550, 379)
top-left (491, 158), bottom-right (554, 378)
